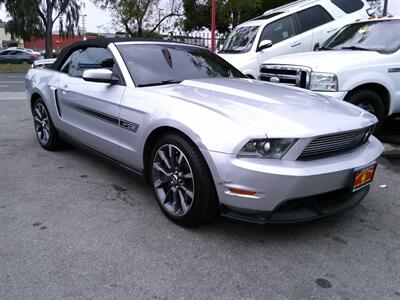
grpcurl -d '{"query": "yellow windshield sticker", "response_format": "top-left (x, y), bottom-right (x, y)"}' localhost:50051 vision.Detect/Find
top-left (358, 25), bottom-right (369, 33)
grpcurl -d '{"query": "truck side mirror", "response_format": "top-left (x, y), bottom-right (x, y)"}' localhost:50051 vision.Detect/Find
top-left (257, 40), bottom-right (273, 52)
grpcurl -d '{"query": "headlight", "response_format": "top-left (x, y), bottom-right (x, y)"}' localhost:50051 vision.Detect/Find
top-left (238, 138), bottom-right (296, 159)
top-left (309, 72), bottom-right (338, 92)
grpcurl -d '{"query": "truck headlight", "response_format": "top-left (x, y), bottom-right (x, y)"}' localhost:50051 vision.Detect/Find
top-left (309, 72), bottom-right (338, 92)
top-left (238, 138), bottom-right (296, 159)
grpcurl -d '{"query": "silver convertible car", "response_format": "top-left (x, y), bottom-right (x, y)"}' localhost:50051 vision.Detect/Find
top-left (26, 39), bottom-right (384, 227)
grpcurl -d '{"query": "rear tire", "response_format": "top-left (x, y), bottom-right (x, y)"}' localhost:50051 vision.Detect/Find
top-left (149, 133), bottom-right (218, 227)
top-left (32, 98), bottom-right (63, 150)
top-left (346, 89), bottom-right (385, 132)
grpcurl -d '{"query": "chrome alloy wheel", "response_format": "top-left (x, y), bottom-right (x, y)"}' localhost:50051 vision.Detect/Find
top-left (152, 144), bottom-right (195, 217)
top-left (33, 103), bottom-right (50, 145)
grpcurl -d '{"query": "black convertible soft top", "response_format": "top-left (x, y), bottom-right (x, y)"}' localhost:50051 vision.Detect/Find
top-left (51, 38), bottom-right (192, 70)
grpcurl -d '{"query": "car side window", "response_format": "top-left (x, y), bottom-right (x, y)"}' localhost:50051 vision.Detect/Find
top-left (68, 47), bottom-right (115, 78)
top-left (0, 50), bottom-right (9, 55)
top-left (260, 15), bottom-right (296, 45)
top-left (296, 5), bottom-right (334, 33)
top-left (331, 0), bottom-right (364, 14)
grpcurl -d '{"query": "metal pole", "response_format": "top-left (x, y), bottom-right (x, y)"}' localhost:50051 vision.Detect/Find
top-left (211, 0), bottom-right (216, 52)
top-left (383, 0), bottom-right (388, 16)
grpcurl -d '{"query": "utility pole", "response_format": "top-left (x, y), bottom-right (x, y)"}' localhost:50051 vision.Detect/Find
top-left (82, 14), bottom-right (87, 41)
top-left (211, 0), bottom-right (216, 52)
top-left (383, 0), bottom-right (389, 16)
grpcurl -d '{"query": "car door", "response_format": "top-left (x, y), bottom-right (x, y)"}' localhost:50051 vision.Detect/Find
top-left (0, 50), bottom-right (9, 63)
top-left (256, 15), bottom-right (303, 66)
top-left (56, 47), bottom-right (126, 159)
top-left (294, 5), bottom-right (336, 51)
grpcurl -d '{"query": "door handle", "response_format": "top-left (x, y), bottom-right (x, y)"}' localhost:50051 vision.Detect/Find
top-left (60, 84), bottom-right (69, 94)
top-left (291, 42), bottom-right (301, 47)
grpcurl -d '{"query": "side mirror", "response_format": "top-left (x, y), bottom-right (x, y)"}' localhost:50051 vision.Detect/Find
top-left (82, 69), bottom-right (119, 84)
top-left (313, 43), bottom-right (320, 51)
top-left (257, 40), bottom-right (273, 52)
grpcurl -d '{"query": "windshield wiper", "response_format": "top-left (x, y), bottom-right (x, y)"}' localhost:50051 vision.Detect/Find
top-left (137, 79), bottom-right (182, 88)
top-left (219, 49), bottom-right (241, 53)
top-left (341, 46), bottom-right (373, 51)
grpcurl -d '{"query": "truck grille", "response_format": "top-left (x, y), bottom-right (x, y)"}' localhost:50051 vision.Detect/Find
top-left (260, 65), bottom-right (311, 88)
top-left (298, 126), bottom-right (373, 160)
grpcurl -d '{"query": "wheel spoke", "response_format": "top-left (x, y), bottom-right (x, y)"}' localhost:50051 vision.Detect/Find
top-left (182, 172), bottom-right (193, 179)
top-left (154, 178), bottom-right (169, 189)
top-left (161, 188), bottom-right (173, 205)
top-left (153, 162), bottom-right (172, 177)
top-left (158, 150), bottom-right (172, 170)
top-left (181, 185), bottom-right (194, 199)
top-left (177, 152), bottom-right (184, 166)
top-left (35, 107), bottom-right (42, 119)
top-left (43, 129), bottom-right (49, 142)
top-left (34, 116), bottom-right (41, 123)
top-left (178, 190), bottom-right (189, 212)
top-left (172, 190), bottom-right (180, 214)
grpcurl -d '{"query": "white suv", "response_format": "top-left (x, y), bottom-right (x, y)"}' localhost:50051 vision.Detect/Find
top-left (260, 18), bottom-right (400, 129)
top-left (219, 0), bottom-right (371, 79)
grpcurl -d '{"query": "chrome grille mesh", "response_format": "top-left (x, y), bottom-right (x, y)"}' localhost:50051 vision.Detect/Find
top-left (259, 65), bottom-right (311, 88)
top-left (298, 127), bottom-right (373, 160)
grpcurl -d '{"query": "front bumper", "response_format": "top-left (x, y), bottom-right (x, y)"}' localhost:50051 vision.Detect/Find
top-left (201, 136), bottom-right (383, 223)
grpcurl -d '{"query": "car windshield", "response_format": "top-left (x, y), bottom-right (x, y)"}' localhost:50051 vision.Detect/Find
top-left (220, 26), bottom-right (259, 54)
top-left (323, 20), bottom-right (400, 54)
top-left (117, 44), bottom-right (246, 87)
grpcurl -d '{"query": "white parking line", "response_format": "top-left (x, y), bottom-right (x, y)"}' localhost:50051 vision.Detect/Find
top-left (0, 92), bottom-right (27, 100)
top-left (0, 85), bottom-right (9, 88)
top-left (0, 81), bottom-right (25, 83)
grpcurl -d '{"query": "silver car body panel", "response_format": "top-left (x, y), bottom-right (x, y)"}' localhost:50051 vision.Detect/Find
top-left (25, 41), bottom-right (384, 215)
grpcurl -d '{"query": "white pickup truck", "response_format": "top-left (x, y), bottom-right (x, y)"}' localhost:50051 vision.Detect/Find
top-left (260, 18), bottom-right (400, 128)
top-left (218, 0), bottom-right (372, 79)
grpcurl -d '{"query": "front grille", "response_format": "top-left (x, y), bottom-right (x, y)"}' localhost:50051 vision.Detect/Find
top-left (260, 64), bottom-right (311, 88)
top-left (298, 126), bottom-right (373, 160)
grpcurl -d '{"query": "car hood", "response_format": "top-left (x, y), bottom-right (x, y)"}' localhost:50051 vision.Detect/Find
top-left (150, 78), bottom-right (377, 138)
top-left (262, 50), bottom-right (385, 72)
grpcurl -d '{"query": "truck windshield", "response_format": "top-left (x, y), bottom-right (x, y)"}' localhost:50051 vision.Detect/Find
top-left (220, 26), bottom-right (259, 54)
top-left (323, 20), bottom-right (400, 54)
top-left (117, 44), bottom-right (246, 87)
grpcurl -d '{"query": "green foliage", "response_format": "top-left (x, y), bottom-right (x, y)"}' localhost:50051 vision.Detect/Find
top-left (183, 0), bottom-right (296, 33)
top-left (94, 0), bottom-right (182, 37)
top-left (0, 0), bottom-right (81, 57)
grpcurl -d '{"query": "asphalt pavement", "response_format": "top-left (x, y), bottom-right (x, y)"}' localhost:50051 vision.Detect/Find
top-left (1, 74), bottom-right (400, 300)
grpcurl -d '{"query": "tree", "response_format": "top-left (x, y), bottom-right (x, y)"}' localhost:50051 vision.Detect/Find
top-left (183, 0), bottom-right (296, 33)
top-left (94, 0), bottom-right (183, 37)
top-left (0, 0), bottom-right (81, 58)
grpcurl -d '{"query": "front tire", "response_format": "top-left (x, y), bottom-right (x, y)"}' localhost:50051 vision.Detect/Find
top-left (346, 89), bottom-right (385, 132)
top-left (32, 98), bottom-right (62, 150)
top-left (149, 133), bottom-right (218, 227)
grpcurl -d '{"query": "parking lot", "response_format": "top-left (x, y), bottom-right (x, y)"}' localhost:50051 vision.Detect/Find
top-left (1, 73), bottom-right (400, 299)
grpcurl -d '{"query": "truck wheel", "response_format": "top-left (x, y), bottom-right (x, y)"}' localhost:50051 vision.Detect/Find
top-left (346, 89), bottom-right (385, 132)
top-left (149, 133), bottom-right (218, 227)
top-left (32, 98), bottom-right (63, 150)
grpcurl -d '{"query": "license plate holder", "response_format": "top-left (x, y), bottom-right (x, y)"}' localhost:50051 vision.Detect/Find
top-left (351, 163), bottom-right (377, 192)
